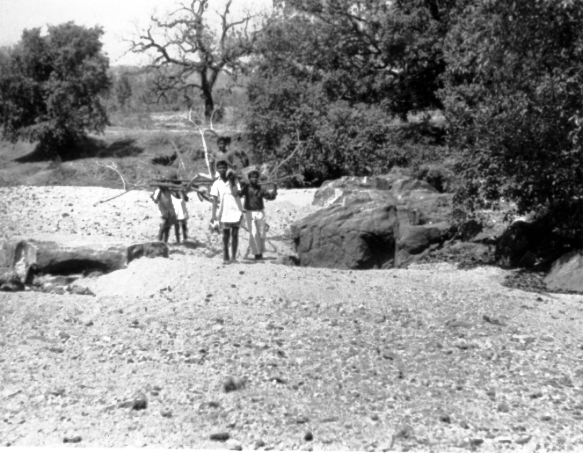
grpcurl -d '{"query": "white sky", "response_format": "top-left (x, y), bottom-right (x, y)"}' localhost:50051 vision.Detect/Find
top-left (0, 0), bottom-right (272, 66)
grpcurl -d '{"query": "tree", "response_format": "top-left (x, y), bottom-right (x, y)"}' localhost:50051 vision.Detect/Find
top-left (441, 0), bottom-right (583, 237)
top-left (115, 74), bottom-right (133, 111)
top-left (245, 0), bottom-right (457, 182)
top-left (131, 0), bottom-right (263, 120)
top-left (0, 22), bottom-right (111, 158)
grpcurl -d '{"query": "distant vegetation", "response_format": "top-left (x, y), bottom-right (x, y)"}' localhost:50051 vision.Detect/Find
top-left (1, 0), bottom-right (582, 238)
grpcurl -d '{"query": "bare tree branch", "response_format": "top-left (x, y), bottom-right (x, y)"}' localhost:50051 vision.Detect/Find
top-left (131, 0), bottom-right (262, 119)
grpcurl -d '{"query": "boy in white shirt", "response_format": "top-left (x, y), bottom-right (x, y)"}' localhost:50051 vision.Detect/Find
top-left (210, 159), bottom-right (244, 264)
top-left (170, 189), bottom-right (189, 243)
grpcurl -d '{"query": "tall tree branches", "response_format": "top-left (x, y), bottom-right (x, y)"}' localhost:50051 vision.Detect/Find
top-left (130, 0), bottom-right (263, 119)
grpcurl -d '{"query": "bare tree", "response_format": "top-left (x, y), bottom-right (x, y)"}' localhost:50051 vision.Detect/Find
top-left (130, 0), bottom-right (263, 119)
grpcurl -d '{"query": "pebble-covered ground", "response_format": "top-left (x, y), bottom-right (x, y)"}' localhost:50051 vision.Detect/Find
top-left (1, 186), bottom-right (583, 451)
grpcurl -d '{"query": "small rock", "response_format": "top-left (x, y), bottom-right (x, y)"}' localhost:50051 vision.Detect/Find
top-left (470, 438), bottom-right (484, 447)
top-left (58, 331), bottom-right (70, 341)
top-left (370, 414), bottom-right (380, 421)
top-left (497, 402), bottom-right (511, 413)
top-left (131, 395), bottom-right (148, 410)
top-left (63, 436), bottom-right (82, 443)
top-left (483, 314), bottom-right (506, 326)
top-left (495, 436), bottom-right (512, 444)
top-left (48, 388), bottom-right (65, 397)
top-left (304, 432), bottom-right (314, 442)
top-left (438, 414), bottom-right (451, 423)
top-left (210, 432), bottom-right (230, 442)
top-left (541, 414), bottom-right (552, 421)
top-left (48, 347), bottom-right (64, 353)
top-left (515, 435), bottom-right (532, 445)
top-left (228, 439), bottom-right (243, 450)
top-left (85, 320), bottom-right (94, 327)
top-left (223, 377), bottom-right (246, 393)
top-left (161, 409), bottom-right (172, 418)
top-left (254, 439), bottom-right (266, 449)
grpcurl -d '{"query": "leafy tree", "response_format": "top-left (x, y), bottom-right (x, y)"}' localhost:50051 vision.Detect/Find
top-left (131, 0), bottom-right (263, 120)
top-left (441, 0), bottom-right (583, 236)
top-left (0, 22), bottom-right (111, 158)
top-left (246, 0), bottom-right (457, 181)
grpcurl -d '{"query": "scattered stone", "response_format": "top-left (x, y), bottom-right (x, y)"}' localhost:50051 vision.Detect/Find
top-left (483, 314), bottom-right (506, 326)
top-left (69, 285), bottom-right (95, 296)
top-left (541, 414), bottom-right (552, 421)
top-left (438, 414), bottom-right (451, 423)
top-left (210, 432), bottom-right (230, 442)
top-left (48, 388), bottom-right (65, 397)
top-left (470, 438), bottom-right (483, 447)
top-left (58, 331), bottom-right (70, 341)
top-left (254, 439), bottom-right (266, 449)
top-left (48, 347), bottom-right (64, 353)
top-left (127, 242), bottom-right (169, 264)
top-left (127, 394), bottom-right (148, 410)
top-left (304, 431), bottom-right (314, 442)
top-left (515, 435), bottom-right (532, 445)
top-left (63, 436), bottom-right (82, 443)
top-left (223, 377), bottom-right (246, 393)
top-left (495, 436), bottom-right (512, 444)
top-left (321, 416), bottom-right (340, 423)
top-left (161, 409), bottom-right (172, 418)
top-left (295, 416), bottom-right (310, 424)
top-left (497, 402), bottom-right (511, 413)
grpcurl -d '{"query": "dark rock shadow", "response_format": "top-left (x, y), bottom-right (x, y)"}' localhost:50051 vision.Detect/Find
top-left (15, 136), bottom-right (144, 163)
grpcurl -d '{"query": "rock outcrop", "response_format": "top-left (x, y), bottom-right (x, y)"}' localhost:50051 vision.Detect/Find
top-left (293, 169), bottom-right (453, 269)
top-left (544, 250), bottom-right (583, 293)
top-left (291, 197), bottom-right (399, 269)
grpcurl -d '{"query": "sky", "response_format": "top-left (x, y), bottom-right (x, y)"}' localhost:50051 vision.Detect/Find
top-left (0, 0), bottom-right (272, 66)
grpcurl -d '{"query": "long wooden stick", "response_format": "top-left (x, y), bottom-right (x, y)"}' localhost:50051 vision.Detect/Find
top-left (93, 187), bottom-right (139, 207)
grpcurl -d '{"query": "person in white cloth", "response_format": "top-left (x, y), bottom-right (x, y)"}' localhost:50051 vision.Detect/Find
top-left (210, 158), bottom-right (244, 264)
top-left (170, 187), bottom-right (189, 243)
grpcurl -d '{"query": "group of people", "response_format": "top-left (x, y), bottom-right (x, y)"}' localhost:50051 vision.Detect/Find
top-left (151, 137), bottom-right (277, 264)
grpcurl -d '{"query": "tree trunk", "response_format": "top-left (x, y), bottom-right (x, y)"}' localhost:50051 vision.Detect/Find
top-left (200, 75), bottom-right (215, 121)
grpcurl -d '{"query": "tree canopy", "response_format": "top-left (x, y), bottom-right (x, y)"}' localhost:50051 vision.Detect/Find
top-left (441, 0), bottom-right (583, 234)
top-left (245, 0), bottom-right (453, 183)
top-left (0, 22), bottom-right (111, 158)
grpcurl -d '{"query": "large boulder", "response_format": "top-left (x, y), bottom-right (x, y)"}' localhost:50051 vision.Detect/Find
top-left (397, 221), bottom-right (451, 267)
top-left (544, 250), bottom-right (583, 293)
top-left (28, 240), bottom-right (127, 275)
top-left (0, 239), bottom-right (170, 290)
top-left (292, 170), bottom-right (454, 270)
top-left (291, 197), bottom-right (399, 269)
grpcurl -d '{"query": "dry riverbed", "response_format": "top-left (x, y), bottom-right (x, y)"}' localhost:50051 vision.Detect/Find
top-left (1, 186), bottom-right (583, 451)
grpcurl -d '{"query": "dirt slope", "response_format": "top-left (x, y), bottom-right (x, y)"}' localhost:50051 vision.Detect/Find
top-left (1, 186), bottom-right (583, 451)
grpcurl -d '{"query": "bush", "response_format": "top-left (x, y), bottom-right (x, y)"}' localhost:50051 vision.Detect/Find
top-left (0, 23), bottom-right (111, 159)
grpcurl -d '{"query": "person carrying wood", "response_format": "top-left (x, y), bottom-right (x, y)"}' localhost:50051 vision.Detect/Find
top-left (239, 166), bottom-right (278, 261)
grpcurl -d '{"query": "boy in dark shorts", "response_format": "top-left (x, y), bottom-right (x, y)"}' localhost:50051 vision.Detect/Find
top-left (239, 167), bottom-right (278, 260)
top-left (210, 159), bottom-right (244, 264)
